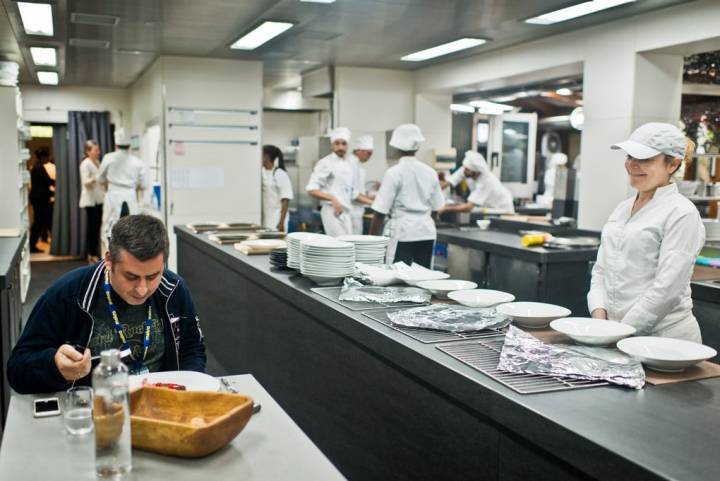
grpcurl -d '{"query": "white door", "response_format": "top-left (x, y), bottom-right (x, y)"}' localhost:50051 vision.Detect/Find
top-left (488, 112), bottom-right (537, 199)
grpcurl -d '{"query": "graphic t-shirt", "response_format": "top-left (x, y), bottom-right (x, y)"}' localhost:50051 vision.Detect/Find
top-left (88, 284), bottom-right (165, 374)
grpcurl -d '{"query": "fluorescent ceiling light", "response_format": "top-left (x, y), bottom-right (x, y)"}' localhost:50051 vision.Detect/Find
top-left (526, 0), bottom-right (636, 25)
top-left (450, 104), bottom-right (475, 113)
top-left (469, 100), bottom-right (514, 115)
top-left (17, 2), bottom-right (54, 36)
top-left (300, 0), bottom-right (337, 3)
top-left (555, 87), bottom-right (573, 96)
top-left (30, 47), bottom-right (56, 66)
top-left (37, 71), bottom-right (58, 85)
top-left (401, 38), bottom-right (486, 62)
top-left (230, 21), bottom-right (294, 50)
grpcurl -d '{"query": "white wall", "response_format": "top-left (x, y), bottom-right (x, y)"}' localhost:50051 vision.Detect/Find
top-left (20, 85), bottom-right (130, 125)
top-left (414, 0), bottom-right (720, 229)
top-left (262, 110), bottom-right (320, 149)
top-left (129, 59), bottom-right (163, 137)
top-left (414, 93), bottom-right (453, 166)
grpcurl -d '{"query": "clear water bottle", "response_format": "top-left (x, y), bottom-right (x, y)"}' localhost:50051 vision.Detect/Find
top-left (92, 349), bottom-right (132, 477)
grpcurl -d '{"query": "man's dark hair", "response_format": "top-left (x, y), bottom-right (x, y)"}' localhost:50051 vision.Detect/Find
top-left (109, 214), bottom-right (169, 263)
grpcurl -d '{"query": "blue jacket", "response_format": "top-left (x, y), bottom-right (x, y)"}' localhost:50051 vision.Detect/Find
top-left (7, 262), bottom-right (207, 394)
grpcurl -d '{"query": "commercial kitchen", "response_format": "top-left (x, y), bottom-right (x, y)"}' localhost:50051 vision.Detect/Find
top-left (1, 1), bottom-right (720, 480)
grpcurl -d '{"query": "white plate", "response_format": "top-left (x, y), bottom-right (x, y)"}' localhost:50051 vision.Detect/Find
top-left (396, 270), bottom-right (450, 286)
top-left (337, 235), bottom-right (389, 243)
top-left (416, 280), bottom-right (477, 299)
top-left (550, 318), bottom-right (636, 346)
top-left (495, 302), bottom-right (571, 328)
top-left (447, 289), bottom-right (515, 308)
top-left (129, 371), bottom-right (221, 391)
top-left (617, 337), bottom-right (717, 372)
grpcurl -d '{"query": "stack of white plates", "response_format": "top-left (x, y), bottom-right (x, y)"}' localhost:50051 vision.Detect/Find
top-left (286, 232), bottom-right (327, 269)
top-left (337, 235), bottom-right (389, 265)
top-left (299, 236), bottom-right (356, 285)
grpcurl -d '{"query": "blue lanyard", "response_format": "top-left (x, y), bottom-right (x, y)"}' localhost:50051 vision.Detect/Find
top-left (103, 271), bottom-right (153, 363)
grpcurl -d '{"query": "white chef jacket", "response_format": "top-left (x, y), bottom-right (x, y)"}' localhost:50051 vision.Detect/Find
top-left (448, 168), bottom-right (515, 213)
top-left (587, 183), bottom-right (705, 342)
top-left (262, 167), bottom-right (293, 231)
top-left (305, 152), bottom-right (357, 210)
top-left (349, 154), bottom-right (367, 216)
top-left (97, 150), bottom-right (146, 191)
top-left (78, 157), bottom-right (105, 207)
top-left (372, 156), bottom-right (445, 242)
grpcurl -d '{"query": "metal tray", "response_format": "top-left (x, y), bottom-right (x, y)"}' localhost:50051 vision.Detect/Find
top-left (437, 338), bottom-right (609, 394)
top-left (311, 287), bottom-right (428, 311)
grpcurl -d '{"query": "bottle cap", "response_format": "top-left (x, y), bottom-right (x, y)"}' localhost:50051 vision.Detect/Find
top-left (100, 349), bottom-right (121, 367)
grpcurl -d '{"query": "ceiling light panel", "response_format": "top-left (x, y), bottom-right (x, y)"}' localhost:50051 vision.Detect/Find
top-left (300, 0), bottom-right (337, 3)
top-left (37, 71), bottom-right (58, 85)
top-left (401, 38), bottom-right (486, 62)
top-left (231, 21), bottom-right (294, 50)
top-left (30, 47), bottom-right (57, 66)
top-left (555, 88), bottom-right (573, 96)
top-left (17, 2), bottom-right (54, 36)
top-left (526, 0), bottom-right (636, 25)
top-left (71, 12), bottom-right (119, 26)
top-left (450, 104), bottom-right (475, 113)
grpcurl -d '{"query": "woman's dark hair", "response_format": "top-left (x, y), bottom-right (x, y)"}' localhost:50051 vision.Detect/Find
top-left (262, 144), bottom-right (285, 171)
top-left (109, 214), bottom-right (169, 264)
top-left (35, 147), bottom-right (50, 162)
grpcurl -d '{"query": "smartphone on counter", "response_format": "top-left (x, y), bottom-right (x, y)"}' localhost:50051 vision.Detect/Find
top-left (33, 397), bottom-right (61, 418)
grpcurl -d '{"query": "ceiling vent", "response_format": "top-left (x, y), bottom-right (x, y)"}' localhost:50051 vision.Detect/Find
top-left (71, 13), bottom-right (119, 26)
top-left (69, 38), bottom-right (110, 49)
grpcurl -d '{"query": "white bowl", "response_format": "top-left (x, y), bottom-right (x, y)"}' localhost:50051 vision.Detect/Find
top-left (305, 275), bottom-right (346, 286)
top-left (617, 337), bottom-right (717, 372)
top-left (447, 289), bottom-right (514, 308)
top-left (495, 302), bottom-right (571, 328)
top-left (550, 318), bottom-right (636, 346)
top-left (416, 280), bottom-right (477, 299)
top-left (476, 220), bottom-right (491, 230)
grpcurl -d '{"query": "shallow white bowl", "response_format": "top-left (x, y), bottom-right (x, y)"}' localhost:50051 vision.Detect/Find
top-left (447, 289), bottom-right (514, 308)
top-left (495, 302), bottom-right (571, 328)
top-left (617, 337), bottom-right (717, 372)
top-left (550, 318), bottom-right (636, 346)
top-left (476, 219), bottom-right (491, 230)
top-left (416, 280), bottom-right (477, 299)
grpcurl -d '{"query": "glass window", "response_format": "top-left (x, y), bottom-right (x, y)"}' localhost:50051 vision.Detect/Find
top-left (501, 121), bottom-right (529, 183)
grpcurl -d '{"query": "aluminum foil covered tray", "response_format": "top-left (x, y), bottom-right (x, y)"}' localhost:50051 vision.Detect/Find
top-left (386, 304), bottom-right (510, 332)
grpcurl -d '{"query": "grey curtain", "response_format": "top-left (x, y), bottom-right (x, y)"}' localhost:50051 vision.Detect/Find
top-left (51, 111), bottom-right (113, 256)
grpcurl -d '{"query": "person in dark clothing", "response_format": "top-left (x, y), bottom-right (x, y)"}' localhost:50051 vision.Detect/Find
top-left (29, 147), bottom-right (55, 252)
top-left (7, 214), bottom-right (207, 394)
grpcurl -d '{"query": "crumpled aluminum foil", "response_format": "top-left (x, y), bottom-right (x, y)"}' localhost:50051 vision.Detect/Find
top-left (339, 278), bottom-right (431, 304)
top-left (386, 304), bottom-right (510, 332)
top-left (497, 326), bottom-right (645, 389)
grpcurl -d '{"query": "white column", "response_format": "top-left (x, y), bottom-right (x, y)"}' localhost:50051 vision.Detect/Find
top-left (414, 93), bottom-right (452, 166)
top-left (577, 46), bottom-right (684, 230)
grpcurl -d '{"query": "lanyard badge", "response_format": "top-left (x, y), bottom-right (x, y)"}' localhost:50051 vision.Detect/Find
top-left (103, 271), bottom-right (153, 371)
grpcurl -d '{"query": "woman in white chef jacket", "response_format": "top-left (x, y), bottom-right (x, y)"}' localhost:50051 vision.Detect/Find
top-left (261, 145), bottom-right (293, 232)
top-left (587, 122), bottom-right (705, 342)
top-left (369, 124), bottom-right (445, 268)
top-left (78, 139), bottom-right (105, 263)
top-left (439, 151), bottom-right (514, 214)
top-left (306, 127), bottom-right (356, 237)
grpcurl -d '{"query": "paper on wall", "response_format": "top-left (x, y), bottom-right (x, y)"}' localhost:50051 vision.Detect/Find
top-left (169, 167), bottom-right (224, 190)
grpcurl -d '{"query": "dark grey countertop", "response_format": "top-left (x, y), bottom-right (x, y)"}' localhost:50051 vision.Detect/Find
top-left (0, 234), bottom-right (25, 290)
top-left (437, 227), bottom-right (599, 263)
top-left (176, 226), bottom-right (720, 481)
top-left (692, 280), bottom-right (720, 304)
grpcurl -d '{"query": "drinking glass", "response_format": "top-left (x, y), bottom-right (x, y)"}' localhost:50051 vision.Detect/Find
top-left (62, 386), bottom-right (94, 436)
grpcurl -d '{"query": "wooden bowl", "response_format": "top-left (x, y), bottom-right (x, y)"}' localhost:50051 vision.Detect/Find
top-left (129, 387), bottom-right (254, 458)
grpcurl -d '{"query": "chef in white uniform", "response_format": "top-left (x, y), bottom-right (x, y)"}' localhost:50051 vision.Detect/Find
top-left (439, 151), bottom-right (514, 214)
top-left (97, 129), bottom-right (146, 250)
top-left (261, 144), bottom-right (294, 232)
top-left (537, 152), bottom-right (568, 208)
top-left (587, 122), bottom-right (705, 342)
top-left (306, 127), bottom-right (357, 237)
top-left (349, 135), bottom-right (375, 234)
top-left (369, 124), bottom-right (444, 268)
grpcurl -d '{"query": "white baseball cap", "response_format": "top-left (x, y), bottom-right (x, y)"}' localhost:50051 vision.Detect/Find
top-left (611, 122), bottom-right (686, 159)
top-left (389, 124), bottom-right (424, 152)
top-left (354, 135), bottom-right (374, 150)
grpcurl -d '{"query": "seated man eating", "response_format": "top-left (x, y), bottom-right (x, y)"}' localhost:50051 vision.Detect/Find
top-left (8, 214), bottom-right (206, 394)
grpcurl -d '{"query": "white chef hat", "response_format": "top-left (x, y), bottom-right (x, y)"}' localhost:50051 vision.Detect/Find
top-left (354, 135), bottom-right (374, 150)
top-left (330, 127), bottom-right (351, 143)
top-left (550, 152), bottom-right (568, 166)
top-left (611, 122), bottom-right (686, 159)
top-left (114, 128), bottom-right (130, 147)
top-left (462, 150), bottom-right (489, 173)
top-left (389, 124), bottom-right (424, 152)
